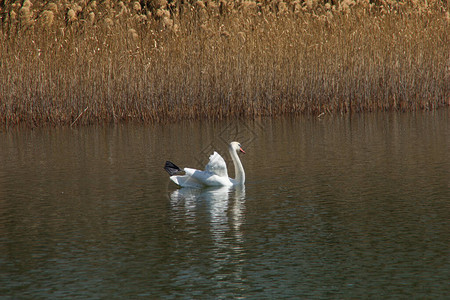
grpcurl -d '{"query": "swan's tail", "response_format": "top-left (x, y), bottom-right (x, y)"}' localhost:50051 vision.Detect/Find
top-left (164, 161), bottom-right (182, 176)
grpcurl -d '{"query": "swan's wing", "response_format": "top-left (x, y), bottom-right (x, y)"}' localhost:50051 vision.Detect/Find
top-left (168, 152), bottom-right (230, 188)
top-left (170, 173), bottom-right (203, 188)
top-left (184, 168), bottom-right (232, 186)
top-left (204, 152), bottom-right (228, 178)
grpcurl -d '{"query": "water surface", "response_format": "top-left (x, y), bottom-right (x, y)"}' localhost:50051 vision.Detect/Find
top-left (0, 111), bottom-right (449, 298)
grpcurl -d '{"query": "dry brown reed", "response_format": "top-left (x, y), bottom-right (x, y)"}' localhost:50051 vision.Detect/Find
top-left (0, 0), bottom-right (448, 127)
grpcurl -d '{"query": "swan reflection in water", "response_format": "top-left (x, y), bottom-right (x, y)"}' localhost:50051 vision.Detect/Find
top-left (169, 185), bottom-right (246, 285)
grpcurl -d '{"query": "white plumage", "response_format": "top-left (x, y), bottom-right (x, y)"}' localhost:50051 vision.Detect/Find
top-left (165, 142), bottom-right (246, 188)
top-left (204, 152), bottom-right (229, 178)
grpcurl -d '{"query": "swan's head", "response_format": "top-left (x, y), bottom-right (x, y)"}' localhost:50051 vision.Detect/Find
top-left (230, 141), bottom-right (245, 154)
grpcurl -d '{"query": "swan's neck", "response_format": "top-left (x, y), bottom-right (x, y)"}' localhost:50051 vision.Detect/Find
top-left (229, 145), bottom-right (245, 184)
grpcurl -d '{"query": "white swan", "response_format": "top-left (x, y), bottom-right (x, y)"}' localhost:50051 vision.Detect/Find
top-left (164, 142), bottom-right (246, 188)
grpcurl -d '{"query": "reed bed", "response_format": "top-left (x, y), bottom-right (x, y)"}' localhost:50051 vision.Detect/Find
top-left (0, 0), bottom-right (448, 127)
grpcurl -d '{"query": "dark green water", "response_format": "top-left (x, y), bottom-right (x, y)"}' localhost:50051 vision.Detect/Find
top-left (0, 111), bottom-right (449, 298)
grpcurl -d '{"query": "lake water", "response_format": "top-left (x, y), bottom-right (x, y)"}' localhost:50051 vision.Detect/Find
top-left (0, 111), bottom-right (449, 298)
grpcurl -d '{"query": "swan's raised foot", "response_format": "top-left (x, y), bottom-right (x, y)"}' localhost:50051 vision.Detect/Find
top-left (164, 161), bottom-right (184, 176)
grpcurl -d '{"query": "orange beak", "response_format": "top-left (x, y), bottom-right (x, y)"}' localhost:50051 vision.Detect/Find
top-left (239, 147), bottom-right (246, 154)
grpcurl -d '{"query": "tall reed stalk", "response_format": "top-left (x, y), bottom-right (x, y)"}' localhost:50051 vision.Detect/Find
top-left (0, 0), bottom-right (448, 126)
